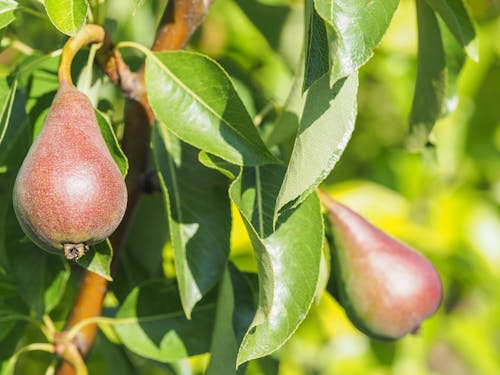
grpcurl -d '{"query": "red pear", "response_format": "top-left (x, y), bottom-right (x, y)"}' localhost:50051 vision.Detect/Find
top-left (13, 82), bottom-right (127, 260)
top-left (320, 191), bottom-right (442, 340)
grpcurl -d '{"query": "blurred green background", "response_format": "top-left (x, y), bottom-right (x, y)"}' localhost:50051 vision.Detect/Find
top-left (1, 0), bottom-right (499, 374)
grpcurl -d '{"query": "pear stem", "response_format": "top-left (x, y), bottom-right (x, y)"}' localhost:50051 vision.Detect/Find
top-left (58, 24), bottom-right (106, 86)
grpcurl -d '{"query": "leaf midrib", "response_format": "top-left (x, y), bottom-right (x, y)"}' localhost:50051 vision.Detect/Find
top-left (149, 53), bottom-right (268, 155)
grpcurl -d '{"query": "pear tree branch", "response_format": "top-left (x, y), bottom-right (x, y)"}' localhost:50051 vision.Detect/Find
top-left (56, 1), bottom-right (211, 374)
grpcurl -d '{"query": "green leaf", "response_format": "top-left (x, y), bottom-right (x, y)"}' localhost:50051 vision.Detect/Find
top-left (5, 205), bottom-right (69, 318)
top-left (303, 0), bottom-right (329, 92)
top-left (0, 121), bottom-right (29, 350)
top-left (206, 264), bottom-right (255, 375)
top-left (229, 166), bottom-right (324, 365)
top-left (0, 320), bottom-right (27, 367)
top-left (145, 51), bottom-right (278, 166)
top-left (0, 308), bottom-right (26, 341)
top-left (86, 331), bottom-right (137, 375)
top-left (15, 54), bottom-right (59, 139)
top-left (198, 151), bottom-right (239, 180)
top-left (95, 110), bottom-right (128, 176)
top-left (112, 193), bottom-right (167, 301)
top-left (264, 69), bottom-right (303, 148)
top-left (152, 124), bottom-right (231, 318)
top-left (0, 0), bottom-right (17, 30)
top-left (43, 0), bottom-right (88, 36)
top-left (0, 117), bottom-right (30, 270)
top-left (76, 240), bottom-right (113, 281)
top-left (424, 0), bottom-right (478, 60)
top-left (0, 78), bottom-right (28, 163)
top-left (114, 279), bottom-right (217, 362)
top-left (275, 72), bottom-right (358, 214)
top-left (0, 277), bottom-right (16, 299)
top-left (314, 0), bottom-right (399, 84)
top-left (407, 0), bottom-right (446, 152)
top-left (0, 78), bottom-right (14, 148)
top-left (206, 269), bottom-right (238, 375)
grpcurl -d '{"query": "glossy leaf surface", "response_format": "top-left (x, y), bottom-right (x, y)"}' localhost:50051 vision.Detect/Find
top-left (230, 166), bottom-right (323, 365)
top-left (44, 0), bottom-right (87, 35)
top-left (276, 73), bottom-right (358, 214)
top-left (146, 51), bottom-right (278, 166)
top-left (153, 124), bottom-right (231, 317)
top-left (314, 0), bottom-right (399, 83)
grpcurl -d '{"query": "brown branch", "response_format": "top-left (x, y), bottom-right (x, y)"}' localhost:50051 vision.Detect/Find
top-left (96, 32), bottom-right (137, 98)
top-left (150, 0), bottom-right (210, 52)
top-left (56, 1), bottom-right (211, 374)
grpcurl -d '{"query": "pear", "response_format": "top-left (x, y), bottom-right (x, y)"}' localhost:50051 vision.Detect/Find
top-left (320, 191), bottom-right (442, 340)
top-left (13, 82), bottom-right (127, 260)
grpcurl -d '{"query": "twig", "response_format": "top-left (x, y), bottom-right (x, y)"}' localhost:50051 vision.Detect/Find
top-left (56, 1), bottom-right (211, 374)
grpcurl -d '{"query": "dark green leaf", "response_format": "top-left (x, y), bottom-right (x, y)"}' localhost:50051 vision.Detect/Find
top-left (275, 72), bottom-right (358, 214)
top-left (5, 206), bottom-right (69, 318)
top-left (114, 279), bottom-right (217, 362)
top-left (0, 78), bottom-right (28, 163)
top-left (206, 265), bottom-right (255, 375)
top-left (152, 124), bottom-right (231, 318)
top-left (0, 0), bottom-right (17, 30)
top-left (0, 117), bottom-right (29, 270)
top-left (205, 268), bottom-right (240, 375)
top-left (76, 240), bottom-right (113, 281)
top-left (303, 0), bottom-right (329, 92)
top-left (0, 309), bottom-right (20, 341)
top-left (314, 0), bottom-right (399, 83)
top-left (254, 356), bottom-right (280, 375)
top-left (16, 55), bottom-right (59, 139)
top-left (0, 78), bottom-right (14, 144)
top-left (424, 0), bottom-right (478, 60)
top-left (0, 277), bottom-right (16, 298)
top-left (145, 51), bottom-right (278, 166)
top-left (407, 0), bottom-right (446, 151)
top-left (95, 109), bottom-right (128, 176)
top-left (229, 166), bottom-right (324, 365)
top-left (1, 124), bottom-right (67, 317)
top-left (0, 320), bottom-right (27, 367)
top-left (264, 69), bottom-right (303, 149)
top-left (112, 194), bottom-right (167, 302)
top-left (198, 151), bottom-right (239, 180)
top-left (86, 331), bottom-right (137, 375)
top-left (0, 294), bottom-right (28, 347)
top-left (43, 0), bottom-right (87, 36)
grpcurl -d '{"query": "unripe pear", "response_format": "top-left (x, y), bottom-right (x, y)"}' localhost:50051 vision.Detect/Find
top-left (320, 192), bottom-right (442, 340)
top-left (13, 82), bottom-right (127, 260)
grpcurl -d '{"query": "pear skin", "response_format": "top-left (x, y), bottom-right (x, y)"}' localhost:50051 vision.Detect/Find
top-left (13, 82), bottom-right (127, 260)
top-left (320, 192), bottom-right (442, 340)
